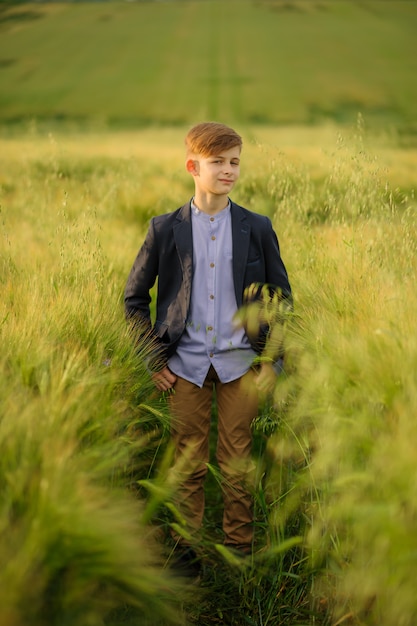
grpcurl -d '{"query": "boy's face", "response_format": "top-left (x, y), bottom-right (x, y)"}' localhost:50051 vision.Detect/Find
top-left (186, 146), bottom-right (241, 197)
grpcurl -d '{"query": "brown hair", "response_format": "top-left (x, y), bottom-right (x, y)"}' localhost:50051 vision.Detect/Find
top-left (185, 122), bottom-right (242, 157)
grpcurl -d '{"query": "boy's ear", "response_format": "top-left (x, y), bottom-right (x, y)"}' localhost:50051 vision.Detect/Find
top-left (186, 158), bottom-right (198, 175)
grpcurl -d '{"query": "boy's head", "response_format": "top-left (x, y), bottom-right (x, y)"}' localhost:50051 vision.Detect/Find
top-left (185, 122), bottom-right (242, 158)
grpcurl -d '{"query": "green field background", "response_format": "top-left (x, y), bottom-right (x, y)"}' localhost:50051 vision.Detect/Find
top-left (1, 0), bottom-right (417, 133)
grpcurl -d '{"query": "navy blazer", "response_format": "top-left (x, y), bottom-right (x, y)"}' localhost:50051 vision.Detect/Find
top-left (125, 200), bottom-right (291, 368)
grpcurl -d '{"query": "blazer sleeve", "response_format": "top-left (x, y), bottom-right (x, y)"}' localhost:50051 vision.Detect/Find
top-left (124, 219), bottom-right (159, 334)
top-left (263, 216), bottom-right (292, 299)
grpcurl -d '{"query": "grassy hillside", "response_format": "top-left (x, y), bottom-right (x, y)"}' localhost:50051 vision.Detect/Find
top-left (1, 0), bottom-right (416, 134)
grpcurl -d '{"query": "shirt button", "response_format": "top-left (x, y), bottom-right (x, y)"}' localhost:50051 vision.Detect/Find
top-left (211, 235), bottom-right (216, 241)
top-left (209, 352), bottom-right (214, 358)
top-left (210, 217), bottom-right (214, 222)
top-left (207, 326), bottom-right (213, 331)
top-left (209, 294), bottom-right (214, 299)
top-left (210, 263), bottom-right (215, 268)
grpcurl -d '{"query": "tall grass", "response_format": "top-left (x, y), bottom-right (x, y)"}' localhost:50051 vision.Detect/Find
top-left (0, 151), bottom-right (190, 625)
top-left (1, 124), bottom-right (416, 624)
top-left (283, 213), bottom-right (417, 624)
top-left (259, 129), bottom-right (417, 624)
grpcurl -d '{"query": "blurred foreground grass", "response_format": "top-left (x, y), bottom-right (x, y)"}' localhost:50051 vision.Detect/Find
top-left (1, 124), bottom-right (417, 625)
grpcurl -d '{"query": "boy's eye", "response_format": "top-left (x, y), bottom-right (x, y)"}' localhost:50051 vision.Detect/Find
top-left (210, 158), bottom-right (240, 166)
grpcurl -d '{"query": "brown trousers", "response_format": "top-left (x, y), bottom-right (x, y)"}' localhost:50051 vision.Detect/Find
top-left (169, 365), bottom-right (259, 549)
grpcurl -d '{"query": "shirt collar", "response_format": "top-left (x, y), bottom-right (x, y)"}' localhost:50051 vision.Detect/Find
top-left (191, 197), bottom-right (231, 220)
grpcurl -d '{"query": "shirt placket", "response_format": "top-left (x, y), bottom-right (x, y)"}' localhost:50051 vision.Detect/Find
top-left (207, 216), bottom-right (216, 358)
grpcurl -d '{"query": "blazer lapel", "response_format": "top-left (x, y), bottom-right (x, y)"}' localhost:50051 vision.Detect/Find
top-left (173, 202), bottom-right (193, 322)
top-left (231, 202), bottom-right (250, 308)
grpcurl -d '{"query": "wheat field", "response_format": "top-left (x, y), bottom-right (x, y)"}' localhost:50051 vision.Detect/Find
top-left (1, 122), bottom-right (416, 624)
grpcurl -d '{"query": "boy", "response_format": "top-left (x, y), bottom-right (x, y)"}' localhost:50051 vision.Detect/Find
top-left (125, 122), bottom-right (291, 569)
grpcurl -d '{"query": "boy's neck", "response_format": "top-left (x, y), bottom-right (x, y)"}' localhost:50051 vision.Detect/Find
top-left (193, 191), bottom-right (230, 215)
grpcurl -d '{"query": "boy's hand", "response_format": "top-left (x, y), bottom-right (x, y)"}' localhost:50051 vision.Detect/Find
top-left (255, 362), bottom-right (276, 396)
top-left (152, 367), bottom-right (177, 392)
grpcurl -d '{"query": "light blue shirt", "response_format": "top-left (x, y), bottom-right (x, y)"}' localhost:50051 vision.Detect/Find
top-left (168, 200), bottom-right (256, 387)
